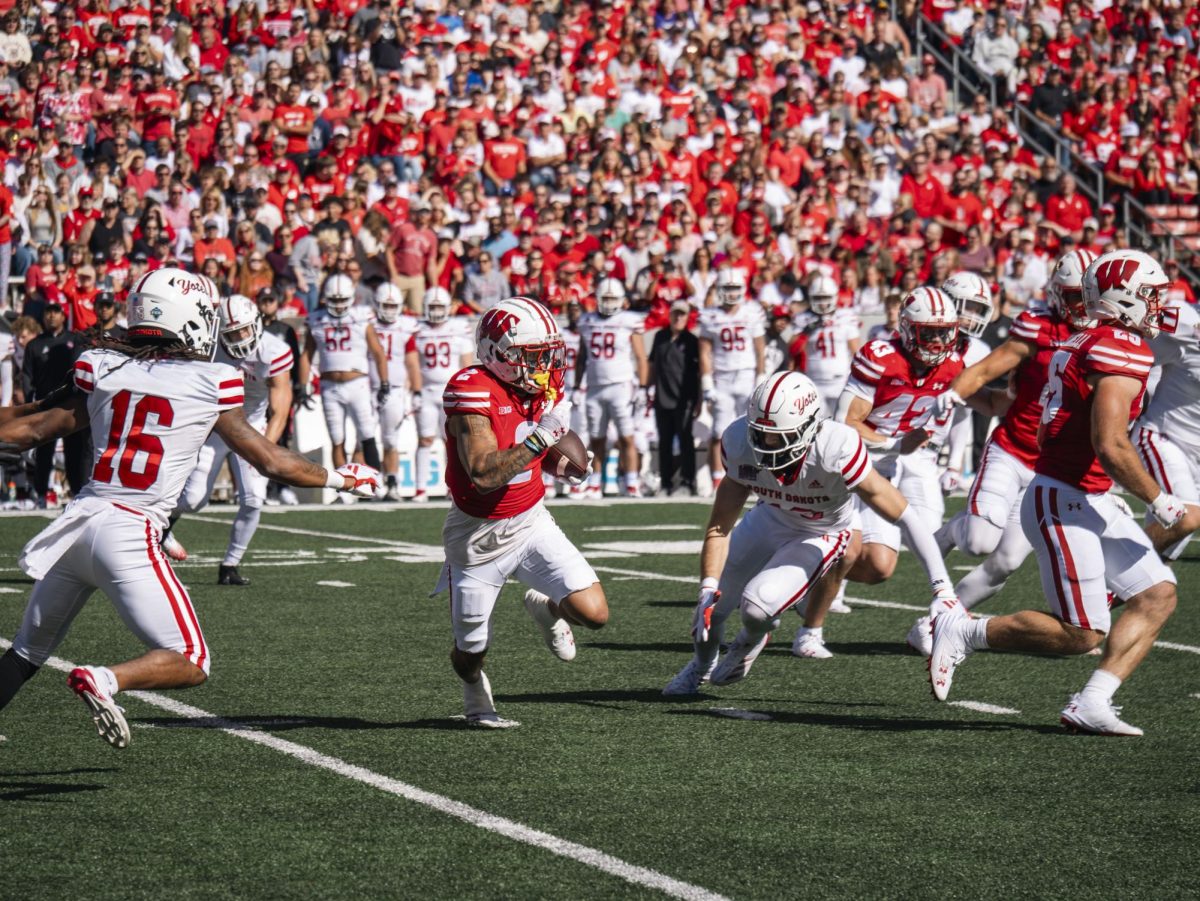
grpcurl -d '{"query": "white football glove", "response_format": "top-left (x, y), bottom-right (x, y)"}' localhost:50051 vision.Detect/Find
top-left (939, 469), bottom-right (963, 495)
top-left (334, 463), bottom-right (382, 498)
top-left (526, 400), bottom-right (572, 453)
top-left (928, 585), bottom-right (963, 621)
top-left (933, 389), bottom-right (964, 418)
top-left (563, 450), bottom-right (595, 486)
top-left (1149, 491), bottom-right (1187, 528)
top-left (691, 579), bottom-right (721, 644)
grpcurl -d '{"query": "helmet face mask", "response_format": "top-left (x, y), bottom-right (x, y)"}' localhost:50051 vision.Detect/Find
top-left (899, 287), bottom-right (959, 366)
top-left (374, 284), bottom-right (404, 324)
top-left (941, 271), bottom-right (993, 337)
top-left (477, 297), bottom-right (567, 395)
top-left (1083, 250), bottom-right (1173, 338)
top-left (1047, 249), bottom-right (1098, 329)
top-left (716, 269), bottom-right (745, 308)
top-left (747, 372), bottom-right (824, 472)
top-left (218, 294), bottom-right (263, 359)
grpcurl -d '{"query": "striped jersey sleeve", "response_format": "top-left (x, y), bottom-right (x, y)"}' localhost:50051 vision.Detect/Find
top-left (217, 373), bottom-right (246, 410)
top-left (1009, 310), bottom-right (1045, 343)
top-left (268, 347), bottom-right (294, 378)
top-left (443, 367), bottom-right (494, 415)
top-left (1084, 332), bottom-right (1155, 380)
top-left (849, 340), bottom-right (893, 386)
top-left (73, 355), bottom-right (97, 393)
top-left (824, 422), bottom-right (872, 489)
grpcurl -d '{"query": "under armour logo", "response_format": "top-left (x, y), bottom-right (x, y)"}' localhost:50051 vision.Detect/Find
top-left (1067, 503), bottom-right (1081, 511)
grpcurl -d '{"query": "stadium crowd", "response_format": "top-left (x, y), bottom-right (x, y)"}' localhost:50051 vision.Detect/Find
top-left (2, 0), bottom-right (1199, 503)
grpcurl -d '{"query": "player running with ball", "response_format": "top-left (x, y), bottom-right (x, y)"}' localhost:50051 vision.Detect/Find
top-left (663, 371), bottom-right (958, 694)
top-left (437, 297), bottom-right (607, 727)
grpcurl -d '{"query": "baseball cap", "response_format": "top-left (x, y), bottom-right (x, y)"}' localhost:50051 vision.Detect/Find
top-left (670, 300), bottom-right (691, 314)
top-left (648, 240), bottom-right (666, 255)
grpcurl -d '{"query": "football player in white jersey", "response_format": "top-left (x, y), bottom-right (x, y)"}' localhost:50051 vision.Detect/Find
top-left (160, 295), bottom-right (294, 585)
top-left (412, 287), bottom-right (474, 501)
top-left (938, 271), bottom-right (994, 495)
top-left (790, 274), bottom-right (861, 415)
top-left (297, 273), bottom-right (388, 475)
top-left (1135, 295), bottom-right (1200, 557)
top-left (575, 278), bottom-right (649, 497)
top-left (0, 327), bottom-right (13, 406)
top-left (371, 283), bottom-right (422, 500)
top-left (0, 268), bottom-right (379, 748)
top-left (700, 268), bottom-right (765, 486)
top-left (663, 372), bottom-right (957, 692)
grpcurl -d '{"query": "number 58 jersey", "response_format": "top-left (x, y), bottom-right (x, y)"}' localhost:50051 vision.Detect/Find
top-left (577, 310), bottom-right (645, 386)
top-left (843, 338), bottom-right (963, 443)
top-left (71, 348), bottom-right (245, 530)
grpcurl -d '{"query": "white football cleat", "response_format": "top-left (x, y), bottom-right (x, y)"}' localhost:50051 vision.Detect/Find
top-left (68, 666), bottom-right (130, 750)
top-left (161, 532), bottom-right (187, 562)
top-left (462, 672), bottom-right (519, 728)
top-left (907, 616), bottom-right (933, 657)
top-left (625, 483), bottom-right (643, 498)
top-left (709, 630), bottom-right (771, 686)
top-left (791, 630), bottom-right (833, 659)
top-left (827, 595), bottom-right (852, 614)
top-left (583, 485), bottom-right (603, 500)
top-left (411, 490), bottom-right (429, 504)
top-left (279, 487), bottom-right (300, 506)
top-left (927, 606), bottom-right (972, 702)
top-left (1060, 693), bottom-right (1143, 736)
top-left (662, 657), bottom-right (716, 696)
top-left (523, 590), bottom-right (576, 661)
top-left (384, 484), bottom-right (402, 502)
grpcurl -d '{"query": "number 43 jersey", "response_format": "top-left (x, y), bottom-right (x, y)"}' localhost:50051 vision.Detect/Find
top-left (71, 349), bottom-right (245, 529)
top-left (576, 310), bottom-right (646, 387)
top-left (844, 338), bottom-right (964, 443)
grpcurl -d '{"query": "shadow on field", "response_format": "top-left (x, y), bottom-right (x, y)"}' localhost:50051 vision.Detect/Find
top-left (0, 768), bottom-right (114, 802)
top-left (498, 688), bottom-right (674, 708)
top-left (666, 708), bottom-right (1063, 734)
top-left (134, 715), bottom-right (469, 732)
top-left (643, 600), bottom-right (694, 608)
top-left (0, 577), bottom-right (34, 585)
top-left (584, 641), bottom-right (697, 653)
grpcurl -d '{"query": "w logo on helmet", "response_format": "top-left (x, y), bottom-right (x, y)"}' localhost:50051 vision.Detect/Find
top-left (1094, 258), bottom-right (1139, 293)
top-left (481, 309), bottom-right (519, 342)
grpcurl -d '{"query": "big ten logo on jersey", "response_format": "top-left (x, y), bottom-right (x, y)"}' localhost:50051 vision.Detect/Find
top-left (323, 325), bottom-right (352, 352)
top-left (589, 329), bottom-right (619, 358)
top-left (481, 308), bottom-right (518, 342)
top-left (719, 325), bottom-right (746, 353)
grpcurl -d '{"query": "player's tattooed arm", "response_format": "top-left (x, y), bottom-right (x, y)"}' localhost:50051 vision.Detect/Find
top-left (0, 393), bottom-right (89, 448)
top-left (215, 407), bottom-right (331, 487)
top-left (448, 412), bottom-right (537, 493)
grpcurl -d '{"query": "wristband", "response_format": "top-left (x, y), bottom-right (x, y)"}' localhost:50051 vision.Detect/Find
top-left (700, 577), bottom-right (719, 592)
top-left (701, 374), bottom-right (715, 393)
top-left (325, 469), bottom-right (347, 489)
top-left (523, 433), bottom-right (548, 455)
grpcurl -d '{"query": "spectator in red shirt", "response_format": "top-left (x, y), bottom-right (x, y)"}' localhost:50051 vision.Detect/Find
top-left (387, 200), bottom-right (438, 312)
top-left (1044, 174), bottom-right (1094, 240)
top-left (482, 121), bottom-right (527, 194)
top-left (273, 82), bottom-right (315, 165)
top-left (899, 151), bottom-right (946, 220)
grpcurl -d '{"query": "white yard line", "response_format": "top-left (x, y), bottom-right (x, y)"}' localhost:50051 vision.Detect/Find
top-left (0, 637), bottom-right (727, 901)
top-left (948, 701), bottom-right (1021, 715)
top-left (316, 581), bottom-right (356, 588)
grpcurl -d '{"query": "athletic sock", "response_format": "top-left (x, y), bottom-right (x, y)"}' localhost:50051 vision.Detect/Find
top-left (797, 626), bottom-right (823, 642)
top-left (415, 445), bottom-right (432, 492)
top-left (623, 471), bottom-right (639, 488)
top-left (1079, 668), bottom-right (1121, 704)
top-left (965, 617), bottom-right (990, 651)
top-left (587, 471), bottom-right (602, 489)
top-left (93, 665), bottom-right (120, 697)
top-left (0, 648), bottom-right (39, 710)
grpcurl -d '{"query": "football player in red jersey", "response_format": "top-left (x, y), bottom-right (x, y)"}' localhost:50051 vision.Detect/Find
top-left (929, 250), bottom-right (1195, 736)
top-left (836, 289), bottom-right (969, 599)
top-left (437, 297), bottom-right (608, 727)
top-left (904, 251), bottom-right (1097, 655)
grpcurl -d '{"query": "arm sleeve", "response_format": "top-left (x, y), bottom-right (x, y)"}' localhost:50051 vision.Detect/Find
top-left (217, 374), bottom-right (245, 411)
top-left (836, 430), bottom-right (872, 488)
top-left (72, 353), bottom-right (97, 394)
top-left (896, 504), bottom-right (953, 595)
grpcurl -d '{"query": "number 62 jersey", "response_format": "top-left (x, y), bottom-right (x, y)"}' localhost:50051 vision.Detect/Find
top-left (842, 338), bottom-right (963, 445)
top-left (71, 348), bottom-right (245, 529)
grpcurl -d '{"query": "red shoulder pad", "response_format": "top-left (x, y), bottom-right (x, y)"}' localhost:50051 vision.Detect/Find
top-left (850, 339), bottom-right (898, 385)
top-left (1083, 329), bottom-right (1154, 380)
top-left (1009, 310), bottom-right (1046, 343)
top-left (443, 366), bottom-right (495, 414)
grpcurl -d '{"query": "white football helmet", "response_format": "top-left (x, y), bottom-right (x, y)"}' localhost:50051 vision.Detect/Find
top-left (126, 267), bottom-right (220, 357)
top-left (218, 294), bottom-right (262, 359)
top-left (807, 274), bottom-right (839, 316)
top-left (1083, 249), bottom-right (1174, 338)
top-left (477, 296), bottom-right (566, 395)
top-left (596, 277), bottom-right (626, 317)
top-left (942, 271), bottom-right (993, 338)
top-left (1046, 249), bottom-right (1099, 329)
top-left (716, 268), bottom-right (745, 307)
top-left (746, 371), bottom-right (824, 471)
top-left (423, 286), bottom-right (451, 324)
top-left (899, 287), bottom-right (959, 365)
top-left (374, 283), bottom-right (405, 324)
top-left (322, 273), bottom-right (355, 317)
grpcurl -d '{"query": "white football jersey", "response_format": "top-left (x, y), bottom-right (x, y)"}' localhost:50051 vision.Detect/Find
top-left (372, 314), bottom-right (421, 388)
top-left (793, 310), bottom-right (861, 383)
top-left (721, 416), bottom-right (871, 532)
top-left (307, 306), bottom-right (373, 374)
top-left (71, 348), bottom-right (244, 530)
top-left (217, 330), bottom-right (293, 428)
top-left (960, 334), bottom-right (990, 366)
top-left (563, 325), bottom-right (588, 392)
top-left (414, 318), bottom-right (474, 387)
top-left (0, 331), bottom-right (12, 406)
top-left (577, 309), bottom-right (646, 386)
top-left (1143, 300), bottom-right (1200, 449)
top-left (700, 304), bottom-right (766, 373)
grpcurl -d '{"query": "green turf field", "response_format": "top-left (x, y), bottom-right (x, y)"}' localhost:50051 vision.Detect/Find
top-left (1, 499), bottom-right (1197, 900)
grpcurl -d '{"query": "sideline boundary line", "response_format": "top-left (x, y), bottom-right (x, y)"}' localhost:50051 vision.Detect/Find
top-left (0, 638), bottom-right (727, 901)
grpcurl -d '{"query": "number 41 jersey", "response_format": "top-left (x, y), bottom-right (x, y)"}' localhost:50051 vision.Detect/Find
top-left (844, 338), bottom-right (964, 443)
top-left (71, 348), bottom-right (245, 529)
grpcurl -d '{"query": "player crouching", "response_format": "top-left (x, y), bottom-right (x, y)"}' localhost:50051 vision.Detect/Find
top-left (663, 372), bottom-right (958, 695)
top-left (437, 297), bottom-right (607, 727)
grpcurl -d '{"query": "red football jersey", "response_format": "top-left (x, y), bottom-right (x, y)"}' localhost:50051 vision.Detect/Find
top-left (991, 311), bottom-right (1073, 467)
top-left (848, 339), bottom-right (963, 441)
top-left (443, 366), bottom-right (553, 519)
top-left (1036, 325), bottom-right (1154, 492)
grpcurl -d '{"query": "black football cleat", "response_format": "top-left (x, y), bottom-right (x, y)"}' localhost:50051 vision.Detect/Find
top-left (218, 565), bottom-right (251, 586)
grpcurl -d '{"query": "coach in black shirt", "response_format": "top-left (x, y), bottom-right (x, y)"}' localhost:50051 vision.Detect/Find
top-left (649, 300), bottom-right (701, 495)
top-left (22, 303), bottom-right (89, 501)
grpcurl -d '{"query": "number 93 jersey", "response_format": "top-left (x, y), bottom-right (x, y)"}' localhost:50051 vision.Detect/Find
top-left (415, 319), bottom-right (474, 388)
top-left (307, 306), bottom-right (373, 374)
top-left (71, 348), bottom-right (245, 530)
top-left (577, 310), bottom-right (646, 386)
top-left (700, 304), bottom-right (766, 373)
top-left (844, 338), bottom-right (963, 443)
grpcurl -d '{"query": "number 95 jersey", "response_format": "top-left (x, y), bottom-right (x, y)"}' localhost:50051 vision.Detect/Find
top-left (700, 304), bottom-right (766, 373)
top-left (576, 310), bottom-right (646, 386)
top-left (843, 338), bottom-right (963, 443)
top-left (71, 348), bottom-right (245, 530)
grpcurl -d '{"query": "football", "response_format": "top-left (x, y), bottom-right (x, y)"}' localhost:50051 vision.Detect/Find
top-left (545, 430), bottom-right (590, 481)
